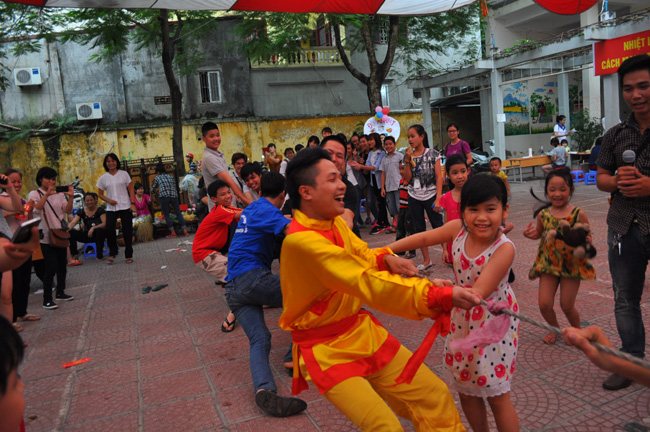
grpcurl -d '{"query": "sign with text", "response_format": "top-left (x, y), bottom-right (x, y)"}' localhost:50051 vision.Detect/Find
top-left (364, 116), bottom-right (401, 143)
top-left (594, 30), bottom-right (650, 76)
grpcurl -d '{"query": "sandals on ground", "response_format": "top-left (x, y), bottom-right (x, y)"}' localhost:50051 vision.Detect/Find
top-left (107, 257), bottom-right (115, 265)
top-left (221, 312), bottom-right (236, 333)
top-left (543, 332), bottom-right (557, 344)
top-left (17, 314), bottom-right (40, 322)
top-left (126, 258), bottom-right (133, 264)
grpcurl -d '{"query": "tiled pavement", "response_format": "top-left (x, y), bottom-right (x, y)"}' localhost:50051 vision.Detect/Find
top-left (17, 177), bottom-right (650, 431)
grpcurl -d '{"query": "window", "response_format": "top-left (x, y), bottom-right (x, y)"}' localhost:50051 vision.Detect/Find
top-left (315, 17), bottom-right (332, 46)
top-left (381, 84), bottom-right (390, 107)
top-left (199, 71), bottom-right (222, 103)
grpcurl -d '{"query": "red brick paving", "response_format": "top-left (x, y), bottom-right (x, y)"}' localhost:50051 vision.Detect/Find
top-left (17, 179), bottom-right (650, 431)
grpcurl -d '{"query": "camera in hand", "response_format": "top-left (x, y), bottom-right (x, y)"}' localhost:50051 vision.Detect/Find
top-left (55, 185), bottom-right (69, 193)
top-left (0, 177), bottom-right (7, 186)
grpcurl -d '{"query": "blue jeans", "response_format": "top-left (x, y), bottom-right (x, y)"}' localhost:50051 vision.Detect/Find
top-left (225, 268), bottom-right (291, 392)
top-left (608, 224), bottom-right (650, 358)
top-left (159, 196), bottom-right (186, 230)
top-left (408, 195), bottom-right (443, 234)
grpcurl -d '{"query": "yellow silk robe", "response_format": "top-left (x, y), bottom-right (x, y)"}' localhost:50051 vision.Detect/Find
top-left (280, 210), bottom-right (450, 394)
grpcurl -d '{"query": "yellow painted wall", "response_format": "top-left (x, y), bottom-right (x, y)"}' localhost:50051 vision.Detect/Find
top-left (1, 112), bottom-right (445, 194)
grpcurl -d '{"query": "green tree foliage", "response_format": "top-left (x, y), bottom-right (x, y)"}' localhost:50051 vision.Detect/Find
top-left (571, 108), bottom-right (604, 152)
top-left (233, 8), bottom-right (479, 111)
top-left (0, 3), bottom-right (65, 91)
top-left (59, 8), bottom-right (220, 175)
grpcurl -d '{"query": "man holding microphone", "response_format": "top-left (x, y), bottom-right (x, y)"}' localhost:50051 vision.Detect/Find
top-left (596, 54), bottom-right (650, 390)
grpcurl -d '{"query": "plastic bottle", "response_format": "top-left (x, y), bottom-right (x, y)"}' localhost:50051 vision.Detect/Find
top-left (540, 145), bottom-right (544, 155)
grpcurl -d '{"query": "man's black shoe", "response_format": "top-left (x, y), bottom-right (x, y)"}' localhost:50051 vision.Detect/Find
top-left (603, 373), bottom-right (633, 390)
top-left (255, 389), bottom-right (307, 417)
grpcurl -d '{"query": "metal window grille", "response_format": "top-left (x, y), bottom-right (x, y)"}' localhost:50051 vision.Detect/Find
top-left (200, 71), bottom-right (222, 103)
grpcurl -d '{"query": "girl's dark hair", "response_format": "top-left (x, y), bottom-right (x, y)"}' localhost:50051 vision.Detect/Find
top-left (408, 124), bottom-right (429, 148)
top-left (35, 167), bottom-right (57, 187)
top-left (83, 192), bottom-right (98, 201)
top-left (531, 167), bottom-right (574, 217)
top-left (134, 182), bottom-right (144, 191)
top-left (0, 316), bottom-right (24, 395)
top-left (446, 122), bottom-right (460, 132)
top-left (460, 173), bottom-right (508, 216)
top-left (368, 133), bottom-right (384, 152)
top-left (103, 153), bottom-right (121, 172)
top-left (556, 115), bottom-right (566, 123)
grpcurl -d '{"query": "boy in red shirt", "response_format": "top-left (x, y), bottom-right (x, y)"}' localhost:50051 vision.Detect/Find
top-left (192, 179), bottom-right (242, 331)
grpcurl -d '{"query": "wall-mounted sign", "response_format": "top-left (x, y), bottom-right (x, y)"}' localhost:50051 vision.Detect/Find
top-left (594, 30), bottom-right (650, 76)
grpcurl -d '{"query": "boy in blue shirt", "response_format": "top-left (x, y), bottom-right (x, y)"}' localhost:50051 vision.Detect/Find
top-left (224, 172), bottom-right (306, 418)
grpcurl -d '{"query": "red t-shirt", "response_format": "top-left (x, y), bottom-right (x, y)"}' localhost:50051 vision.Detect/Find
top-left (192, 204), bottom-right (241, 263)
top-left (440, 191), bottom-right (461, 258)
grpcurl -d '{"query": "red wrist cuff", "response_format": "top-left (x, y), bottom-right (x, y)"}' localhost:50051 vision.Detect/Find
top-left (375, 247), bottom-right (394, 271)
top-left (426, 285), bottom-right (454, 312)
top-left (377, 252), bottom-right (391, 271)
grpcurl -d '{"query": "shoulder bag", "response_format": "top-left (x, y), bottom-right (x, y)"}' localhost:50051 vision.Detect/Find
top-left (38, 191), bottom-right (70, 248)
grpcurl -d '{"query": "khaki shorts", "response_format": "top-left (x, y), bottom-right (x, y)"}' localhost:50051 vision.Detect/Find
top-left (195, 252), bottom-right (228, 281)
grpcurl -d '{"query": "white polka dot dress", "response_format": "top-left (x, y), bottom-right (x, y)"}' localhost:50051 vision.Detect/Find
top-left (443, 228), bottom-right (519, 398)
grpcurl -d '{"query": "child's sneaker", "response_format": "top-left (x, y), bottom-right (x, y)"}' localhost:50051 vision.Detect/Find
top-left (166, 232), bottom-right (177, 238)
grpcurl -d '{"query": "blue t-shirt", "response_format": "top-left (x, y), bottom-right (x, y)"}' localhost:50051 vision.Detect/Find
top-left (226, 197), bottom-right (289, 281)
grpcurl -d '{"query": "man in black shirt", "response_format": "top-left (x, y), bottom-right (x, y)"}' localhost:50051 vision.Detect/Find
top-left (321, 135), bottom-right (361, 237)
top-left (597, 54), bottom-right (650, 391)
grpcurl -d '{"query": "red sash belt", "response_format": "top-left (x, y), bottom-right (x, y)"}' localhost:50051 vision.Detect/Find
top-left (290, 310), bottom-right (401, 395)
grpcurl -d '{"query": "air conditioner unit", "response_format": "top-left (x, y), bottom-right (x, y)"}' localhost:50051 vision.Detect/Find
top-left (76, 102), bottom-right (103, 120)
top-left (14, 68), bottom-right (42, 86)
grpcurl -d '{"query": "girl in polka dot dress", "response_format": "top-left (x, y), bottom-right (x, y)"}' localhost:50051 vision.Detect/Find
top-left (390, 174), bottom-right (519, 432)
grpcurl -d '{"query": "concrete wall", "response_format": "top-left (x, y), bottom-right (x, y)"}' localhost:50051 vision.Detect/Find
top-left (1, 112), bottom-right (429, 194)
top-left (0, 17), bottom-right (253, 125)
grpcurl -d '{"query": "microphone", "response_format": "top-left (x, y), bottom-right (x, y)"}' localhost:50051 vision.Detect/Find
top-left (622, 150), bottom-right (636, 166)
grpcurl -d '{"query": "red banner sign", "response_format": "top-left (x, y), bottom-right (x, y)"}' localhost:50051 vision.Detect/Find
top-left (594, 30), bottom-right (650, 76)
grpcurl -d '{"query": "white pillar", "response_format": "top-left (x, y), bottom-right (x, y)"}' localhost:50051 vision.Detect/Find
top-left (582, 67), bottom-right (602, 120)
top-left (421, 87), bottom-right (434, 149)
top-left (557, 73), bottom-right (570, 129)
top-left (480, 88), bottom-right (493, 152)
top-left (580, 9), bottom-right (601, 121)
top-left (490, 68), bottom-right (506, 160)
top-left (602, 73), bottom-right (620, 131)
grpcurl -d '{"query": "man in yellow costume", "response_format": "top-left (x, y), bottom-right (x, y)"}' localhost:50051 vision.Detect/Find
top-left (280, 147), bottom-right (480, 431)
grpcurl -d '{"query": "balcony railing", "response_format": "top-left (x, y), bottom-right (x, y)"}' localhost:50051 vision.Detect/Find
top-left (251, 47), bottom-right (350, 69)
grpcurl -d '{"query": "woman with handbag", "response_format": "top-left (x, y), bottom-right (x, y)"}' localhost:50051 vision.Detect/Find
top-left (28, 167), bottom-right (74, 310)
top-left (97, 153), bottom-right (136, 264)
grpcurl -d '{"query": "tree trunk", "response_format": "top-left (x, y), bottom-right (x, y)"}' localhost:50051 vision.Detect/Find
top-left (332, 16), bottom-right (400, 112)
top-left (159, 10), bottom-right (185, 177)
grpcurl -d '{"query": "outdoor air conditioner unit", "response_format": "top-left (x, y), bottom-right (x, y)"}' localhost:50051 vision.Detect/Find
top-left (14, 68), bottom-right (42, 86)
top-left (76, 102), bottom-right (103, 120)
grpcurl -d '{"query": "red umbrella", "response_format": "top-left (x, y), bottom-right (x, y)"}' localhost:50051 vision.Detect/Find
top-left (532, 0), bottom-right (599, 15)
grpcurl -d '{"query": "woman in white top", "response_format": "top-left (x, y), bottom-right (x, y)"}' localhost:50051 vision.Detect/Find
top-left (402, 124), bottom-right (444, 270)
top-left (97, 153), bottom-right (136, 265)
top-left (554, 115), bottom-right (572, 144)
